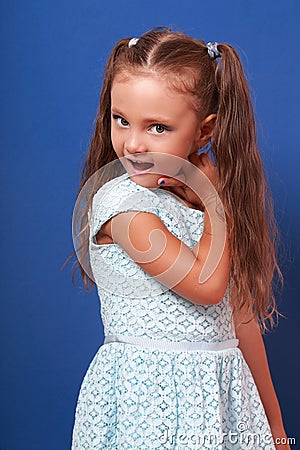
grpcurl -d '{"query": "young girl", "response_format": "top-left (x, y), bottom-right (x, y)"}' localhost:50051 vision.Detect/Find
top-left (69, 27), bottom-right (289, 449)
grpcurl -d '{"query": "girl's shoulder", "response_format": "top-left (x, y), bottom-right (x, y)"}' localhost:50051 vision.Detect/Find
top-left (92, 173), bottom-right (160, 211)
top-left (89, 173), bottom-right (205, 250)
top-left (90, 174), bottom-right (162, 238)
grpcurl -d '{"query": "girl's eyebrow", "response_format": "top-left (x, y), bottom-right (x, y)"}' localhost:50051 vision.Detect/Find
top-left (111, 108), bottom-right (174, 124)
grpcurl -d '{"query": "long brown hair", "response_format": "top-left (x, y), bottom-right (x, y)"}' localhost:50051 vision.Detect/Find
top-left (64, 26), bottom-right (284, 332)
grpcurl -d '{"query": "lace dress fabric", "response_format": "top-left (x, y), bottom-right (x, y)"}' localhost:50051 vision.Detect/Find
top-left (72, 173), bottom-right (275, 449)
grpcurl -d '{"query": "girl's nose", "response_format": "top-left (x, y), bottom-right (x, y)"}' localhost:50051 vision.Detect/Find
top-left (125, 131), bottom-right (147, 154)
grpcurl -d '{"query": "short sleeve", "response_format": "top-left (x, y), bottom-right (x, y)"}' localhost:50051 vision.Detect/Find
top-left (90, 174), bottom-right (162, 241)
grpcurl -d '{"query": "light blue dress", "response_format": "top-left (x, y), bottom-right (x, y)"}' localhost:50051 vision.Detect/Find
top-left (72, 173), bottom-right (275, 449)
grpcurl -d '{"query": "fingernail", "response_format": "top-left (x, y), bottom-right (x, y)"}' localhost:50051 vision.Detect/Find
top-left (158, 179), bottom-right (165, 185)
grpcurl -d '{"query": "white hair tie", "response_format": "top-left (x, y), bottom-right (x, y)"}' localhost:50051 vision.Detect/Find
top-left (206, 42), bottom-right (222, 60)
top-left (128, 37), bottom-right (139, 48)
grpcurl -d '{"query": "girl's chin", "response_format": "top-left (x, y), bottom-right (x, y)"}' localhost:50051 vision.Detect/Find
top-left (128, 173), bottom-right (161, 189)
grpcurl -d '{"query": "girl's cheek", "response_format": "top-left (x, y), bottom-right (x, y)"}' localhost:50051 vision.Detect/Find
top-left (111, 135), bottom-right (121, 153)
top-left (151, 153), bottom-right (184, 178)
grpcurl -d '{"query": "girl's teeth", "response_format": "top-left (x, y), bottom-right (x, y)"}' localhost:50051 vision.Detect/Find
top-left (130, 160), bottom-right (154, 171)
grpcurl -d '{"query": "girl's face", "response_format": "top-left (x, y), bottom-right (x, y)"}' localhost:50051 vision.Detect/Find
top-left (110, 74), bottom-right (203, 188)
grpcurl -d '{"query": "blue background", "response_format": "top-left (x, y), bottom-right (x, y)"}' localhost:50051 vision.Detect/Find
top-left (1, 1), bottom-right (299, 448)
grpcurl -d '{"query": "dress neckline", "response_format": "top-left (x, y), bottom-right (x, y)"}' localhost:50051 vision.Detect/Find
top-left (123, 173), bottom-right (204, 215)
top-left (156, 186), bottom-right (204, 214)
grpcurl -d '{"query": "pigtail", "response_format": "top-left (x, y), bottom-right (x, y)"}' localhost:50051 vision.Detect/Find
top-left (80, 39), bottom-right (129, 188)
top-left (63, 39), bottom-right (129, 290)
top-left (212, 44), bottom-right (284, 331)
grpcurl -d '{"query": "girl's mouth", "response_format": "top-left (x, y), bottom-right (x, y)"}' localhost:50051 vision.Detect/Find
top-left (128, 159), bottom-right (154, 174)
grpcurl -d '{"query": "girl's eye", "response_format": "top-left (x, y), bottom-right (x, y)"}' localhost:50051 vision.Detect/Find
top-left (112, 114), bottom-right (129, 127)
top-left (150, 124), bottom-right (168, 134)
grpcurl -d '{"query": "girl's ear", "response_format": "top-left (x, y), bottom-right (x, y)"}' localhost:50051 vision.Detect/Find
top-left (196, 114), bottom-right (217, 147)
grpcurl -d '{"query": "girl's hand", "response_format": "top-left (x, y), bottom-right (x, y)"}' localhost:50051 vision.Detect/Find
top-left (157, 151), bottom-right (218, 210)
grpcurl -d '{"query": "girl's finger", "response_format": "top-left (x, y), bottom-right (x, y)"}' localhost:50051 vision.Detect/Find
top-left (157, 177), bottom-right (185, 187)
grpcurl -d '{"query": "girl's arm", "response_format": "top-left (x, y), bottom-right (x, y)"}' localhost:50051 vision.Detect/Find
top-left (100, 207), bottom-right (230, 306)
top-left (233, 311), bottom-right (290, 449)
